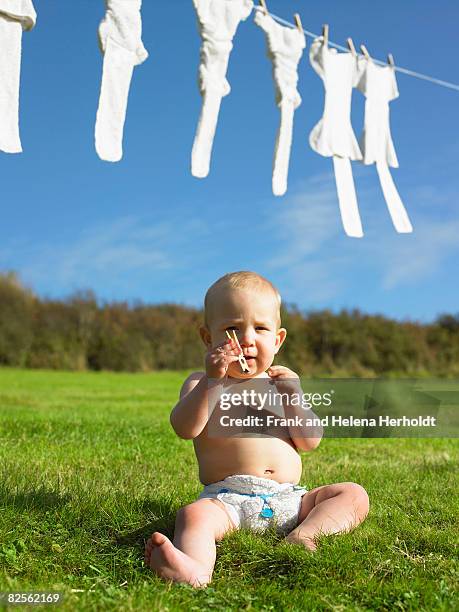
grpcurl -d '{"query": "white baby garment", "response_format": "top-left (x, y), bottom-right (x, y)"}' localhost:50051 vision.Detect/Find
top-left (357, 58), bottom-right (413, 233)
top-left (95, 0), bottom-right (148, 162)
top-left (254, 9), bottom-right (305, 196)
top-left (0, 0), bottom-right (36, 153)
top-left (309, 38), bottom-right (363, 237)
top-left (191, 0), bottom-right (253, 178)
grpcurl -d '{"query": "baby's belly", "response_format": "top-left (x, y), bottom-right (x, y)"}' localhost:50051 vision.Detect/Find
top-left (194, 435), bottom-right (303, 485)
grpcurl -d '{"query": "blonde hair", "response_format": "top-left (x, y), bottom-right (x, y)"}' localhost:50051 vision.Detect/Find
top-left (204, 271), bottom-right (281, 326)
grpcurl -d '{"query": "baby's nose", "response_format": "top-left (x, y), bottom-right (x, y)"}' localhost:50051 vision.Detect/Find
top-left (239, 329), bottom-right (256, 346)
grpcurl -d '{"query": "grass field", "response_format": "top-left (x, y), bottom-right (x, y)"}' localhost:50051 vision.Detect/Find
top-left (0, 369), bottom-right (457, 611)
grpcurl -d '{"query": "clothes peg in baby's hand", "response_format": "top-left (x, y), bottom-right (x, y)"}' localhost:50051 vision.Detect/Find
top-left (225, 330), bottom-right (250, 374)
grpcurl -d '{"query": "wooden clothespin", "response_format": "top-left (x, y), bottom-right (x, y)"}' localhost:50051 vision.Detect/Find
top-left (346, 37), bottom-right (357, 57)
top-left (360, 44), bottom-right (371, 60)
top-left (294, 13), bottom-right (303, 33)
top-left (322, 24), bottom-right (329, 47)
top-left (259, 0), bottom-right (268, 15)
top-left (226, 330), bottom-right (250, 373)
top-left (387, 53), bottom-right (395, 67)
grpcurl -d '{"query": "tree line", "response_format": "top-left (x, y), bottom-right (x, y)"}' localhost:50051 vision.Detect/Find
top-left (1, 272), bottom-right (458, 376)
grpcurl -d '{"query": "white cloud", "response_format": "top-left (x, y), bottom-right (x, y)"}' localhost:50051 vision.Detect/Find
top-left (260, 172), bottom-right (459, 306)
top-left (265, 179), bottom-right (340, 263)
top-left (261, 175), bottom-right (353, 304)
top-left (380, 218), bottom-right (459, 289)
top-left (3, 214), bottom-right (212, 296)
top-left (365, 181), bottom-right (459, 289)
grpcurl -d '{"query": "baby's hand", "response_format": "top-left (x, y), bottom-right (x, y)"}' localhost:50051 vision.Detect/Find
top-left (267, 365), bottom-right (302, 396)
top-left (205, 339), bottom-right (241, 379)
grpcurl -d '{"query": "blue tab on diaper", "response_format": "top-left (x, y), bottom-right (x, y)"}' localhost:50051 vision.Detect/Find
top-left (218, 487), bottom-right (275, 519)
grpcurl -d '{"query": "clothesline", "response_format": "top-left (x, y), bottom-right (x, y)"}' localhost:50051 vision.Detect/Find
top-left (269, 10), bottom-right (459, 93)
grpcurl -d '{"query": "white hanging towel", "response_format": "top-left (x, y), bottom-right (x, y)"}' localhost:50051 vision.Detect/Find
top-left (95, 0), bottom-right (148, 162)
top-left (191, 0), bottom-right (253, 178)
top-left (254, 9), bottom-right (305, 196)
top-left (0, 0), bottom-right (36, 154)
top-left (309, 38), bottom-right (363, 237)
top-left (357, 58), bottom-right (413, 233)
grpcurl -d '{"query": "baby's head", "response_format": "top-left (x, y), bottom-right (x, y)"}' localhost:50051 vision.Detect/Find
top-left (200, 271), bottom-right (287, 378)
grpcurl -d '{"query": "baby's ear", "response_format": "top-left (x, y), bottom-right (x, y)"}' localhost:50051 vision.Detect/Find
top-left (199, 326), bottom-right (212, 347)
top-left (274, 327), bottom-right (287, 353)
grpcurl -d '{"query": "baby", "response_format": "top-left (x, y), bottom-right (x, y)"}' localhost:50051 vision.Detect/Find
top-left (145, 271), bottom-right (369, 587)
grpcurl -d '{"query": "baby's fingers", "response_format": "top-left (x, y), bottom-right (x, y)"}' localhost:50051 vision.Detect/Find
top-left (267, 366), bottom-right (298, 378)
top-left (217, 354), bottom-right (240, 366)
top-left (210, 350), bottom-right (240, 364)
top-left (226, 354), bottom-right (241, 363)
top-left (211, 343), bottom-right (239, 358)
top-left (209, 354), bottom-right (240, 377)
top-left (267, 366), bottom-right (285, 377)
top-left (213, 339), bottom-right (232, 350)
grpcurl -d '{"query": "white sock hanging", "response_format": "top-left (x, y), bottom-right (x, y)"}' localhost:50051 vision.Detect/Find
top-left (357, 58), bottom-right (413, 233)
top-left (191, 0), bottom-right (253, 178)
top-left (309, 37), bottom-right (364, 237)
top-left (95, 0), bottom-right (148, 162)
top-left (254, 9), bottom-right (305, 196)
top-left (0, 0), bottom-right (36, 154)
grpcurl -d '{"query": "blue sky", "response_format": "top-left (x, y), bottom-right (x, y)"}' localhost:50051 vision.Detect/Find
top-left (1, 0), bottom-right (459, 321)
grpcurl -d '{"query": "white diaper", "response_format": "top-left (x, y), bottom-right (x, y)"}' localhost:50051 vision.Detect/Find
top-left (199, 474), bottom-right (307, 534)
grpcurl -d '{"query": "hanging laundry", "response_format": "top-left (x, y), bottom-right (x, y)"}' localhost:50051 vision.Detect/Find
top-left (95, 0), bottom-right (148, 162)
top-left (254, 9), bottom-right (305, 196)
top-left (0, 0), bottom-right (36, 154)
top-left (357, 58), bottom-right (413, 233)
top-left (191, 0), bottom-right (253, 178)
top-left (309, 37), bottom-right (364, 237)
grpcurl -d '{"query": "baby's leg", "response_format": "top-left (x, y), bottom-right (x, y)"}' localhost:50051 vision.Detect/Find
top-left (145, 498), bottom-right (234, 587)
top-left (286, 482), bottom-right (369, 551)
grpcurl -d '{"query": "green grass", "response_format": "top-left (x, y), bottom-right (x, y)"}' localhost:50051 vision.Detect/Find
top-left (0, 368), bottom-right (457, 611)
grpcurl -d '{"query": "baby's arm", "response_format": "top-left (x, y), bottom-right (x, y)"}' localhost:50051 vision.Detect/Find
top-left (170, 339), bottom-right (240, 439)
top-left (170, 373), bottom-right (215, 439)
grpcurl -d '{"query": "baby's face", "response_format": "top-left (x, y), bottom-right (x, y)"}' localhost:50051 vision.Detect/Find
top-left (202, 288), bottom-right (286, 378)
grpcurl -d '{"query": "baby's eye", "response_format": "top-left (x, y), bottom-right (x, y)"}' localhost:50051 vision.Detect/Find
top-left (256, 326), bottom-right (269, 331)
top-left (225, 326), bottom-right (238, 331)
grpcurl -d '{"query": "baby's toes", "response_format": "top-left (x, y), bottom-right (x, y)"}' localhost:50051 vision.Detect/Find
top-left (144, 537), bottom-right (154, 564)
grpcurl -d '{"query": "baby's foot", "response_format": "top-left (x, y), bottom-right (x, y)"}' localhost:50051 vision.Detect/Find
top-left (145, 532), bottom-right (212, 587)
top-left (284, 532), bottom-right (317, 552)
